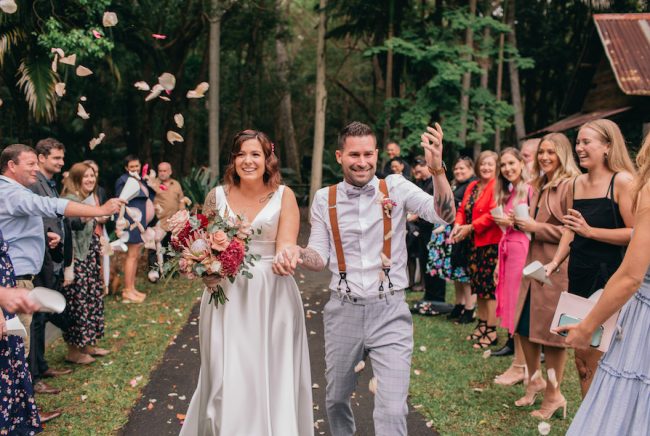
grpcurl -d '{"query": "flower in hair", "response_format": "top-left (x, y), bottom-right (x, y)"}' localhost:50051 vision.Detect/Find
top-left (271, 142), bottom-right (275, 154)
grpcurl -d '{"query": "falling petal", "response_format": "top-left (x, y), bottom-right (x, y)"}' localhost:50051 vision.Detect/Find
top-left (159, 96), bottom-right (171, 102)
top-left (354, 361), bottom-right (365, 373)
top-left (92, 29), bottom-right (103, 39)
top-left (76, 65), bottom-right (93, 77)
top-left (368, 377), bottom-right (377, 394)
top-left (0, 0), bottom-right (18, 13)
top-left (186, 82), bottom-right (209, 98)
top-left (89, 133), bottom-right (105, 150)
top-left (312, 383), bottom-right (319, 389)
top-left (80, 96), bottom-right (87, 102)
top-left (51, 54), bottom-right (58, 73)
top-left (152, 33), bottom-right (167, 40)
top-left (482, 349), bottom-right (492, 359)
top-left (538, 422), bottom-right (551, 435)
top-left (0, 98), bottom-right (3, 107)
top-left (134, 81), bottom-right (150, 91)
top-left (174, 113), bottom-right (184, 128)
top-left (166, 131), bottom-right (184, 144)
top-left (102, 11), bottom-right (118, 27)
top-left (158, 72), bottom-right (176, 91)
top-left (54, 82), bottom-right (66, 97)
top-left (77, 103), bottom-right (90, 120)
top-left (50, 47), bottom-right (65, 58)
top-left (59, 54), bottom-right (76, 65)
top-left (547, 368), bottom-right (558, 389)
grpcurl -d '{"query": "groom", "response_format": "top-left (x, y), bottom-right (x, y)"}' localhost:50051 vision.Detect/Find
top-left (278, 121), bottom-right (454, 435)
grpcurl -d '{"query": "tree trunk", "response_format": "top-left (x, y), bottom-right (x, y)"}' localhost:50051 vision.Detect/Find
top-left (383, 0), bottom-right (395, 144)
top-left (474, 21), bottom-right (491, 159)
top-left (507, 0), bottom-right (526, 142)
top-left (459, 0), bottom-right (477, 147)
top-left (208, 0), bottom-right (222, 182)
top-left (310, 0), bottom-right (328, 204)
top-left (275, 0), bottom-right (301, 182)
top-left (494, 26), bottom-right (505, 152)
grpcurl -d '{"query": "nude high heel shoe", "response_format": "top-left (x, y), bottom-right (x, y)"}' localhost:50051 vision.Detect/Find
top-left (530, 396), bottom-right (567, 420)
top-left (514, 370), bottom-right (546, 407)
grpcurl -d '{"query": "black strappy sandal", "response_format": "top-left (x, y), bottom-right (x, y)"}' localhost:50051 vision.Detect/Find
top-left (473, 326), bottom-right (498, 349)
top-left (466, 319), bottom-right (487, 341)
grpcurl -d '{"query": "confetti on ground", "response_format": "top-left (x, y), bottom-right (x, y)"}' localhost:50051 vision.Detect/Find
top-left (538, 422), bottom-right (551, 435)
top-left (419, 346), bottom-right (427, 352)
top-left (414, 369), bottom-right (421, 376)
top-left (312, 383), bottom-right (319, 389)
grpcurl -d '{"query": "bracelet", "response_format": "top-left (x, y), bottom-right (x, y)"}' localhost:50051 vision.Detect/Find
top-left (429, 161), bottom-right (447, 176)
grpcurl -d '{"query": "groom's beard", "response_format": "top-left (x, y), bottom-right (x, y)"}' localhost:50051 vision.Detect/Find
top-left (343, 165), bottom-right (375, 187)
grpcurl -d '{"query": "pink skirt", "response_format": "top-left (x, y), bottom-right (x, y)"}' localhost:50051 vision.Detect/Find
top-left (495, 232), bottom-right (529, 334)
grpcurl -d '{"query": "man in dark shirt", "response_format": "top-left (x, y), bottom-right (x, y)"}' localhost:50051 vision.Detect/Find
top-left (381, 141), bottom-right (412, 179)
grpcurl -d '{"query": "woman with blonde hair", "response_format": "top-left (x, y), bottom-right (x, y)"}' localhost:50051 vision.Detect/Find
top-left (491, 148), bottom-right (531, 383)
top-left (61, 163), bottom-right (109, 364)
top-left (510, 133), bottom-right (581, 417)
top-left (558, 131), bottom-right (650, 434)
top-left (547, 119), bottom-right (635, 399)
top-left (452, 150), bottom-right (502, 349)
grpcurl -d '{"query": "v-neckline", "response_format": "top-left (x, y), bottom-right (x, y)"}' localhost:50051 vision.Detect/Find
top-left (220, 186), bottom-right (278, 225)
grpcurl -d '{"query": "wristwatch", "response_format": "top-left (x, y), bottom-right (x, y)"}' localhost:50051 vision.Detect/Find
top-left (429, 161), bottom-right (447, 176)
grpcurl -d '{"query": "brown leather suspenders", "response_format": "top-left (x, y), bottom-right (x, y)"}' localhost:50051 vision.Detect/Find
top-left (327, 180), bottom-right (394, 300)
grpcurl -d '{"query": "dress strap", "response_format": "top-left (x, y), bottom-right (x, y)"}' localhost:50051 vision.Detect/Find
top-left (605, 173), bottom-right (617, 200)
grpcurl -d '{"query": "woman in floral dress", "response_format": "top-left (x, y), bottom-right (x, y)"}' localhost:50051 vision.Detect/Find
top-left (0, 229), bottom-right (41, 435)
top-left (60, 163), bottom-right (109, 365)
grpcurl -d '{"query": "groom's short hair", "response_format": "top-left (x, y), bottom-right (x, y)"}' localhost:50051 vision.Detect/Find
top-left (338, 121), bottom-right (376, 150)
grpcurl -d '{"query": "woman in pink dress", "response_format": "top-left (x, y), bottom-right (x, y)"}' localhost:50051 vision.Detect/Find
top-left (491, 147), bottom-right (532, 385)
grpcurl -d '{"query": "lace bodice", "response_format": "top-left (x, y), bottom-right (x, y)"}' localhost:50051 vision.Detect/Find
top-left (214, 185), bottom-right (285, 258)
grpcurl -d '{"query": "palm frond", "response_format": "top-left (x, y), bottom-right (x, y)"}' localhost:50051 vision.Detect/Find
top-left (16, 55), bottom-right (58, 122)
top-left (0, 27), bottom-right (25, 67)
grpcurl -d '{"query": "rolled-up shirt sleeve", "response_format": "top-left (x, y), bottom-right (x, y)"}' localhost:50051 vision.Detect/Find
top-left (306, 190), bottom-right (330, 265)
top-left (391, 175), bottom-right (444, 225)
top-left (1, 184), bottom-right (68, 217)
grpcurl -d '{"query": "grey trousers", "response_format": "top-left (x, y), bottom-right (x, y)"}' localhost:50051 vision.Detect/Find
top-left (323, 290), bottom-right (413, 436)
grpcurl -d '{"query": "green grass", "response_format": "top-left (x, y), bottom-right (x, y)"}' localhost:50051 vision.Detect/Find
top-left (37, 278), bottom-right (202, 435)
top-left (408, 289), bottom-right (582, 436)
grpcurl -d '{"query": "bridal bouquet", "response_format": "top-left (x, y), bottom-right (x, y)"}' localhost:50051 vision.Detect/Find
top-left (163, 209), bottom-right (259, 306)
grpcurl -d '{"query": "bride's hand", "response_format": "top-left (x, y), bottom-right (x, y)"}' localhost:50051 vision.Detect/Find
top-left (273, 246), bottom-right (302, 276)
top-left (202, 274), bottom-right (220, 289)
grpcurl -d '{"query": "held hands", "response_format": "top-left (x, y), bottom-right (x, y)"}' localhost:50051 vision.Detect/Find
top-left (563, 209), bottom-right (593, 238)
top-left (420, 123), bottom-right (444, 172)
top-left (552, 322), bottom-right (593, 350)
top-left (46, 232), bottom-right (61, 249)
top-left (272, 246), bottom-right (302, 276)
top-left (451, 224), bottom-right (471, 242)
top-left (514, 215), bottom-right (538, 233)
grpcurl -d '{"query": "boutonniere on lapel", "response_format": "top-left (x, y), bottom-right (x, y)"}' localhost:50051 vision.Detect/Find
top-left (377, 194), bottom-right (397, 218)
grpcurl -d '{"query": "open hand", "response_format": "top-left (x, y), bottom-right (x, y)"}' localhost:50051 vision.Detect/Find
top-left (420, 123), bottom-right (444, 172)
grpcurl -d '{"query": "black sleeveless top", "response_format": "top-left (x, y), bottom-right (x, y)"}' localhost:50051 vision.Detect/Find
top-left (568, 174), bottom-right (625, 298)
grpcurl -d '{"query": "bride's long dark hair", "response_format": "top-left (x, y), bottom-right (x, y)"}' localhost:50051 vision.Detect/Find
top-left (222, 129), bottom-right (282, 190)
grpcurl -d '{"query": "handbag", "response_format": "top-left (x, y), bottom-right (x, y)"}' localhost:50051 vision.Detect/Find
top-left (550, 290), bottom-right (620, 353)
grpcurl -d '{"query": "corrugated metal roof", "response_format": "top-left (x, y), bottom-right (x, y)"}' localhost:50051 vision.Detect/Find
top-left (526, 106), bottom-right (631, 137)
top-left (594, 13), bottom-right (650, 96)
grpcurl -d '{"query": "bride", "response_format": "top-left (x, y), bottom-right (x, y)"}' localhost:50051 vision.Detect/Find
top-left (180, 130), bottom-right (313, 436)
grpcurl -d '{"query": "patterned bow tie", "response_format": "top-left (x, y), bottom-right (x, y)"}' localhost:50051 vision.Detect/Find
top-left (345, 184), bottom-right (375, 198)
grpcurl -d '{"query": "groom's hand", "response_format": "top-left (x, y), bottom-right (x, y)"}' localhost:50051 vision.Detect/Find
top-left (421, 123), bottom-right (444, 172)
top-left (273, 246), bottom-right (302, 276)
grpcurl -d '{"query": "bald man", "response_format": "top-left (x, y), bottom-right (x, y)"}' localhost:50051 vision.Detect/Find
top-left (147, 162), bottom-right (185, 282)
top-left (521, 138), bottom-right (541, 173)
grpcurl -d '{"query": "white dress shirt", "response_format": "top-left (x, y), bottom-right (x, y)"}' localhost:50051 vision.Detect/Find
top-left (308, 175), bottom-right (445, 297)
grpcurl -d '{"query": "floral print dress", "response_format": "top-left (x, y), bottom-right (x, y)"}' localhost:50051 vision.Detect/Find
top-left (0, 230), bottom-right (41, 435)
top-left (465, 185), bottom-right (499, 300)
top-left (426, 224), bottom-right (470, 283)
top-left (61, 234), bottom-right (105, 348)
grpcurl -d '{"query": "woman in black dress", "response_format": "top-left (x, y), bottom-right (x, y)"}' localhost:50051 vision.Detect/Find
top-left (548, 119), bottom-right (635, 397)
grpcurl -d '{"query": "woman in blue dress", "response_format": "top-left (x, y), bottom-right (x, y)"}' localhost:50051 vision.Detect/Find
top-left (0, 229), bottom-right (41, 435)
top-left (556, 133), bottom-right (650, 433)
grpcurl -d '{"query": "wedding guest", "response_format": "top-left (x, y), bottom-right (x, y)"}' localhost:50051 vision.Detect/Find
top-left (61, 163), bottom-right (109, 364)
top-left (382, 141), bottom-right (411, 178)
top-left (511, 133), bottom-right (581, 417)
top-left (452, 151), bottom-right (501, 349)
top-left (146, 162), bottom-right (186, 283)
top-left (389, 157), bottom-right (412, 181)
top-left (521, 138), bottom-right (540, 173)
top-left (430, 157), bottom-right (478, 324)
top-left (491, 148), bottom-right (531, 384)
top-left (83, 160), bottom-right (111, 294)
top-left (410, 158), bottom-right (449, 314)
top-left (548, 119), bottom-right (635, 397)
top-left (0, 229), bottom-right (44, 431)
top-left (557, 132), bottom-right (650, 435)
top-left (29, 138), bottom-right (73, 396)
top-left (114, 155), bottom-right (155, 303)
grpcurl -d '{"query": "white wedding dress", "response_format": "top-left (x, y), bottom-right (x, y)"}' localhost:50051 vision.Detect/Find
top-left (180, 185), bottom-right (314, 436)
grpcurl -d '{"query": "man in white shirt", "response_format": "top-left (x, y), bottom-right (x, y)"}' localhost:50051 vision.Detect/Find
top-left (276, 121), bottom-right (454, 436)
